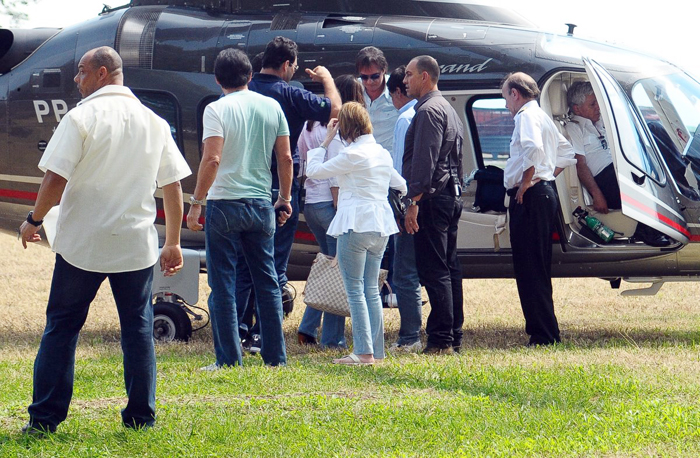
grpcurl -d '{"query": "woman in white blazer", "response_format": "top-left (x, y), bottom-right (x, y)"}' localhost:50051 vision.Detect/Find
top-left (306, 102), bottom-right (407, 365)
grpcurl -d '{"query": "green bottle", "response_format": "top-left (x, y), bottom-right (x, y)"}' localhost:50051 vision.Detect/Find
top-left (573, 207), bottom-right (615, 243)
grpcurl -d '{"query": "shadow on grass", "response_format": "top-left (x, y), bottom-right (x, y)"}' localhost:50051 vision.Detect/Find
top-left (455, 324), bottom-right (700, 349)
top-left (3, 323), bottom-right (700, 353)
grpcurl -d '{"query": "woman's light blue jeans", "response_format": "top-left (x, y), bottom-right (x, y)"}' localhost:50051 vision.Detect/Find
top-left (298, 201), bottom-right (347, 348)
top-left (336, 230), bottom-right (388, 358)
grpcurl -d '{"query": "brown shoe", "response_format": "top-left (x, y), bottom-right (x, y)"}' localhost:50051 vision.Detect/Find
top-left (297, 332), bottom-right (318, 346)
top-left (422, 345), bottom-right (454, 355)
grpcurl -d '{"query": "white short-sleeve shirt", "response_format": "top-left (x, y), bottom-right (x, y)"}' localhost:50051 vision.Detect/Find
top-left (39, 85), bottom-right (191, 273)
top-left (565, 115), bottom-right (613, 177)
top-left (202, 89), bottom-right (289, 201)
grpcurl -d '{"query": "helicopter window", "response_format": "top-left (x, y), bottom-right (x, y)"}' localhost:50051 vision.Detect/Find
top-left (42, 70), bottom-right (61, 88)
top-left (631, 73), bottom-right (700, 197)
top-left (467, 96), bottom-right (514, 170)
top-left (592, 67), bottom-right (665, 186)
top-left (133, 90), bottom-right (183, 155)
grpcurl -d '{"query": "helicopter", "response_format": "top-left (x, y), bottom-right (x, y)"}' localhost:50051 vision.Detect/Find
top-left (2, 0), bottom-right (700, 341)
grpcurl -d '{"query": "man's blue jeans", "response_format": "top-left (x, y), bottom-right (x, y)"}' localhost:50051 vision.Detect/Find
top-left (272, 177), bottom-right (301, 289)
top-left (205, 199), bottom-right (287, 366)
top-left (393, 231), bottom-right (422, 345)
top-left (337, 230), bottom-right (388, 359)
top-left (297, 201), bottom-right (346, 348)
top-left (234, 177), bottom-right (300, 337)
top-left (28, 254), bottom-right (156, 430)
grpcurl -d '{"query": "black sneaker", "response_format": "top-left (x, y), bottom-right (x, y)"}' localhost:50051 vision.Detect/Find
top-left (242, 334), bottom-right (261, 353)
top-left (282, 284), bottom-right (296, 316)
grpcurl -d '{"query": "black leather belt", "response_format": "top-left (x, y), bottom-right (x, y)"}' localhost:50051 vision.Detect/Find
top-left (506, 180), bottom-right (553, 197)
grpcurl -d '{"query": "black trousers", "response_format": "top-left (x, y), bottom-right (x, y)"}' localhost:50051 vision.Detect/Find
top-left (415, 191), bottom-right (464, 348)
top-left (593, 163), bottom-right (622, 209)
top-left (508, 181), bottom-right (561, 345)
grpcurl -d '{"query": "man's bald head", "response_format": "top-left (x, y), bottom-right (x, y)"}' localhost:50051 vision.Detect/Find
top-left (501, 72), bottom-right (540, 117)
top-left (75, 46), bottom-right (124, 98)
top-left (89, 47), bottom-right (123, 74)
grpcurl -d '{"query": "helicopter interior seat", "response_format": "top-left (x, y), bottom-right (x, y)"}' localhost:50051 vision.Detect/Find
top-left (458, 170), bottom-right (510, 250)
top-left (542, 72), bottom-right (637, 239)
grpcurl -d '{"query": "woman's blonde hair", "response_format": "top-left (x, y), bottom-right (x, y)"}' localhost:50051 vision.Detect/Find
top-left (338, 101), bottom-right (373, 143)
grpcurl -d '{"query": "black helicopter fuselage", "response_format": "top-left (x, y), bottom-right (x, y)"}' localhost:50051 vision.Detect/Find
top-left (2, 0), bottom-right (699, 285)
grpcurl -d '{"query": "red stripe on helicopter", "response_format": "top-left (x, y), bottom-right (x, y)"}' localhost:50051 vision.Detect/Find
top-left (621, 194), bottom-right (690, 238)
top-left (0, 189), bottom-right (38, 201)
top-left (154, 208), bottom-right (317, 242)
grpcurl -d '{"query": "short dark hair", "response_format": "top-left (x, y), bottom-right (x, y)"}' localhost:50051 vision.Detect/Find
top-left (261, 36), bottom-right (297, 70)
top-left (502, 72), bottom-right (540, 100)
top-left (335, 74), bottom-right (365, 106)
top-left (413, 55), bottom-right (439, 84)
top-left (250, 51), bottom-right (264, 73)
top-left (308, 74), bottom-right (364, 131)
top-left (387, 65), bottom-right (407, 96)
top-left (355, 46), bottom-right (388, 74)
top-left (214, 48), bottom-right (252, 89)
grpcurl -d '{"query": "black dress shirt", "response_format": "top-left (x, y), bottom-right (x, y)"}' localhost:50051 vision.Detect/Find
top-left (402, 90), bottom-right (464, 199)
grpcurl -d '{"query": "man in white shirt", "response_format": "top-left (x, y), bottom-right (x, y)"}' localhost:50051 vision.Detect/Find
top-left (565, 81), bottom-right (617, 213)
top-left (502, 72), bottom-right (576, 346)
top-left (356, 46), bottom-right (400, 155)
top-left (565, 81), bottom-right (670, 247)
top-left (186, 48), bottom-right (293, 368)
top-left (19, 46), bottom-right (191, 434)
top-left (386, 65), bottom-right (422, 353)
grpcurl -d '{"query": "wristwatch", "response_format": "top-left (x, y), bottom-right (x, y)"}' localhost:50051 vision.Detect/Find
top-left (408, 199), bottom-right (418, 207)
top-left (26, 211), bottom-right (43, 227)
top-left (189, 195), bottom-right (206, 206)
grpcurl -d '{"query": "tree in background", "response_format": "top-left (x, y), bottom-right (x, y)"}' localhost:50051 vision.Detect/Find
top-left (1, 0), bottom-right (37, 26)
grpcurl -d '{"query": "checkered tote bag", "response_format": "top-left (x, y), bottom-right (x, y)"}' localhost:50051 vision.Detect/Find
top-left (304, 252), bottom-right (388, 317)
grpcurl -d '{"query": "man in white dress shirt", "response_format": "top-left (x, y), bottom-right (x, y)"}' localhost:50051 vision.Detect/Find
top-left (19, 46), bottom-right (191, 434)
top-left (502, 72), bottom-right (576, 346)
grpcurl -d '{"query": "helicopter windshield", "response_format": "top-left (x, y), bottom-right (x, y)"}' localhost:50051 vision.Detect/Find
top-left (631, 71), bottom-right (700, 198)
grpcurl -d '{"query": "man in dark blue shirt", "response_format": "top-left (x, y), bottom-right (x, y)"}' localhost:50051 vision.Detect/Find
top-left (237, 36), bottom-right (341, 349)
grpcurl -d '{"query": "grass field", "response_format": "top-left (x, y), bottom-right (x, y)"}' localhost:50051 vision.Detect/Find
top-left (1, 231), bottom-right (700, 457)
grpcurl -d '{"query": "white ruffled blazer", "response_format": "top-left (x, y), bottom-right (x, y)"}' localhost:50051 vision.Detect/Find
top-left (306, 134), bottom-right (407, 237)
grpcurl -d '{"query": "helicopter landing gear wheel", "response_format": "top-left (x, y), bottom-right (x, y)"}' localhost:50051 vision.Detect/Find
top-left (153, 300), bottom-right (192, 342)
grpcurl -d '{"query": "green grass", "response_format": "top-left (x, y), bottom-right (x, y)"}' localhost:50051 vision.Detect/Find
top-left (3, 232), bottom-right (700, 456)
top-left (2, 343), bottom-right (700, 457)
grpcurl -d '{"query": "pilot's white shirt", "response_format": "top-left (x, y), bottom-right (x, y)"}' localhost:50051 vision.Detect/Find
top-left (306, 134), bottom-right (406, 237)
top-left (565, 114), bottom-right (613, 177)
top-left (504, 100), bottom-right (576, 189)
top-left (38, 85), bottom-right (191, 273)
top-left (363, 83), bottom-right (399, 155)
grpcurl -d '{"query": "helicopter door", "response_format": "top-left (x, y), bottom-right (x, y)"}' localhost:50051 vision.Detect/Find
top-left (583, 58), bottom-right (690, 244)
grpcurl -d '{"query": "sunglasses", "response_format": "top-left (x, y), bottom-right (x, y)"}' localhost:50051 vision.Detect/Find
top-left (599, 135), bottom-right (608, 150)
top-left (360, 72), bottom-right (382, 81)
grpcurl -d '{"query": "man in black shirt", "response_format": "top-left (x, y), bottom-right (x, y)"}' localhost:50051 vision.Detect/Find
top-left (402, 55), bottom-right (465, 354)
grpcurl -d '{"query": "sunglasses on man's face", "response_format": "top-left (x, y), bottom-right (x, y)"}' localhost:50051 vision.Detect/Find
top-left (360, 72), bottom-right (382, 81)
